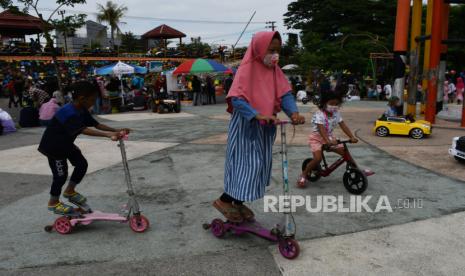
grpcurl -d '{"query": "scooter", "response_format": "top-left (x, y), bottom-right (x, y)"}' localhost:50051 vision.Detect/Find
top-left (301, 139), bottom-right (375, 195)
top-left (203, 120), bottom-right (300, 260)
top-left (45, 134), bottom-right (150, 234)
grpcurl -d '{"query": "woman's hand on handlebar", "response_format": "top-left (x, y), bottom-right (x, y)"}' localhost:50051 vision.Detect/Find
top-left (256, 114), bottom-right (279, 124)
top-left (290, 112), bottom-right (305, 125)
top-left (349, 137), bottom-right (358, 144)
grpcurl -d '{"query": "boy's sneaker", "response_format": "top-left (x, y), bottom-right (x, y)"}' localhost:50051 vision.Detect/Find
top-left (48, 202), bottom-right (75, 215)
top-left (63, 192), bottom-right (87, 206)
top-left (296, 175), bottom-right (308, 188)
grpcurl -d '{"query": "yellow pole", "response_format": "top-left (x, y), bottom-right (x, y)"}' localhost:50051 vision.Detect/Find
top-left (408, 0), bottom-right (423, 116)
top-left (421, 0), bottom-right (434, 114)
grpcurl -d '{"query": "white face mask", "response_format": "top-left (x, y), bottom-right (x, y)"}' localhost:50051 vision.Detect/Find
top-left (326, 105), bottom-right (339, 113)
top-left (263, 53), bottom-right (279, 68)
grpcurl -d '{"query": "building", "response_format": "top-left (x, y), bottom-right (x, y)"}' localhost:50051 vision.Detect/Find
top-left (56, 20), bottom-right (120, 54)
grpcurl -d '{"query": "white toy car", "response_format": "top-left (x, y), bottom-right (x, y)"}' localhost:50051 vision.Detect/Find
top-left (449, 136), bottom-right (465, 164)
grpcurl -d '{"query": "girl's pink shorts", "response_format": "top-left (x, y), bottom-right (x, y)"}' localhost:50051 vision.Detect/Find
top-left (308, 133), bottom-right (343, 153)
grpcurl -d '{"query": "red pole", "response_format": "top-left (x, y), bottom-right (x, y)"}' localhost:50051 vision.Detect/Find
top-left (425, 0), bottom-right (444, 123)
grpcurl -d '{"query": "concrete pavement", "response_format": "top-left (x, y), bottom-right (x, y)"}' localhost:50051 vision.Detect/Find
top-left (1, 100), bottom-right (465, 275)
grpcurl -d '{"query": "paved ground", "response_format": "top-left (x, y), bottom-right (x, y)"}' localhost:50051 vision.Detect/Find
top-left (1, 98), bottom-right (465, 275)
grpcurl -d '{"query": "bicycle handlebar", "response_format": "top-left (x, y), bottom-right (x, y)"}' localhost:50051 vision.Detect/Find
top-left (258, 120), bottom-right (289, 126)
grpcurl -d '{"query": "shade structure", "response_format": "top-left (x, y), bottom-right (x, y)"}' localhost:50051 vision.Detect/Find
top-left (95, 61), bottom-right (147, 76)
top-left (173, 59), bottom-right (228, 75)
top-left (0, 10), bottom-right (52, 37)
top-left (141, 24), bottom-right (186, 40)
top-left (282, 64), bottom-right (299, 70)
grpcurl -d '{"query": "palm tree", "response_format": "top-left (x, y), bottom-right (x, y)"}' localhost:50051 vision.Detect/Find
top-left (96, 1), bottom-right (127, 49)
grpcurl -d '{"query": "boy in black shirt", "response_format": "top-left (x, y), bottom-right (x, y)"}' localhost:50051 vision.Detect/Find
top-left (38, 81), bottom-right (130, 215)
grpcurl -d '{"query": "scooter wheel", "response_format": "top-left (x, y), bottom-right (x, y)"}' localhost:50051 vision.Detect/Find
top-left (129, 214), bottom-right (150, 233)
top-left (210, 219), bottom-right (226, 238)
top-left (54, 216), bottom-right (72, 235)
top-left (279, 238), bottom-right (300, 259)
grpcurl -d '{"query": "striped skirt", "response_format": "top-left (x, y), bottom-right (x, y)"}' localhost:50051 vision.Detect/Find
top-left (224, 111), bottom-right (277, 202)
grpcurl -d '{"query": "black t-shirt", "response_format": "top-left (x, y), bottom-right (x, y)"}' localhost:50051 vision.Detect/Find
top-left (38, 103), bottom-right (98, 159)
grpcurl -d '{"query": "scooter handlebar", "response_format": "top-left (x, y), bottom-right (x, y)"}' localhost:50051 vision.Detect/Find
top-left (258, 120), bottom-right (289, 126)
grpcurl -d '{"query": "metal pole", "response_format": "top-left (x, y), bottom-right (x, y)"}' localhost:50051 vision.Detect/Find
top-left (233, 11), bottom-right (256, 50)
top-left (393, 0), bottom-right (411, 116)
top-left (407, 0), bottom-right (423, 117)
top-left (425, 0), bottom-right (444, 123)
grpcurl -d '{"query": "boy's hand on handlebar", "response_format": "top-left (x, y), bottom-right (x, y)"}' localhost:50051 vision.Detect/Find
top-left (350, 137), bottom-right (359, 144)
top-left (108, 131), bottom-right (122, 141)
top-left (119, 128), bottom-right (131, 135)
top-left (291, 113), bottom-right (305, 125)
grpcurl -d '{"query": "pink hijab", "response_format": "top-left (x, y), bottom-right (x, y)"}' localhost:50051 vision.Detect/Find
top-left (226, 31), bottom-right (292, 116)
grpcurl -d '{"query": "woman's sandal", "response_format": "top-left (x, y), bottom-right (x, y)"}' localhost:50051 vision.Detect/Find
top-left (213, 199), bottom-right (243, 223)
top-left (234, 203), bottom-right (255, 222)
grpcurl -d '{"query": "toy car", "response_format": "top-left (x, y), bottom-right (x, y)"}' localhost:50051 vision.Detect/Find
top-left (449, 136), bottom-right (465, 164)
top-left (373, 115), bottom-right (432, 139)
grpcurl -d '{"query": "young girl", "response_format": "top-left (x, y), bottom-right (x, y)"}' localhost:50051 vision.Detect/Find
top-left (297, 88), bottom-right (358, 188)
top-left (213, 31), bottom-right (305, 223)
top-left (456, 77), bottom-right (464, 105)
top-left (38, 81), bottom-right (130, 215)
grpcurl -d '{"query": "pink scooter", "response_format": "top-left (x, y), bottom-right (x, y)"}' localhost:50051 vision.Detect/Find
top-left (45, 135), bottom-right (149, 234)
top-left (203, 120), bottom-right (300, 259)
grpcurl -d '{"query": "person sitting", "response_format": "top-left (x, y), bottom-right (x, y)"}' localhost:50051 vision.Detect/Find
top-left (0, 108), bottom-right (16, 134)
top-left (384, 96), bottom-right (400, 117)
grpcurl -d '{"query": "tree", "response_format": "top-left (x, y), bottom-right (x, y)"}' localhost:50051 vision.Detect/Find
top-left (447, 5), bottom-right (465, 71)
top-left (1, 0), bottom-right (87, 93)
top-left (284, 0), bottom-right (397, 75)
top-left (96, 1), bottom-right (127, 50)
top-left (120, 32), bottom-right (142, 52)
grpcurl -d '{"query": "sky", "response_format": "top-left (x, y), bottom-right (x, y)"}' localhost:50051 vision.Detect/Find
top-left (10, 0), bottom-right (296, 47)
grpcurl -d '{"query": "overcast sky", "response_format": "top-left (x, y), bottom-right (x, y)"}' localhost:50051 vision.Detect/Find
top-left (10, 0), bottom-right (296, 47)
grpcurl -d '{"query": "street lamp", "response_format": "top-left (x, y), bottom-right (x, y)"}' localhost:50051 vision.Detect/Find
top-left (58, 10), bottom-right (68, 55)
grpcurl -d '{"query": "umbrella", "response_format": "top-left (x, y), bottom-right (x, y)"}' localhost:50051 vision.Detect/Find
top-left (173, 59), bottom-right (228, 75)
top-left (95, 61), bottom-right (147, 76)
top-left (282, 64), bottom-right (299, 70)
top-left (95, 61), bottom-right (147, 106)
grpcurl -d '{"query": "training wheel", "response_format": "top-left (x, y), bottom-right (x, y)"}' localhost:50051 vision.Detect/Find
top-left (44, 225), bottom-right (53, 233)
top-left (210, 219), bottom-right (226, 238)
top-left (278, 238), bottom-right (300, 259)
top-left (129, 214), bottom-right (150, 233)
top-left (54, 216), bottom-right (72, 235)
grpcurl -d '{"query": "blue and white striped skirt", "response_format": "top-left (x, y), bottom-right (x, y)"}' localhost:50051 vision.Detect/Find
top-left (224, 111), bottom-right (277, 202)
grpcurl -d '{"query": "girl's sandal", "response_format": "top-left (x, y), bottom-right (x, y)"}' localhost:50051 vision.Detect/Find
top-left (213, 199), bottom-right (243, 223)
top-left (235, 203), bottom-right (255, 222)
top-left (296, 175), bottom-right (307, 188)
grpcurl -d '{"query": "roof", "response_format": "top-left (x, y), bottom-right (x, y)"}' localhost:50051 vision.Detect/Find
top-left (0, 10), bottom-right (52, 36)
top-left (141, 24), bottom-right (186, 39)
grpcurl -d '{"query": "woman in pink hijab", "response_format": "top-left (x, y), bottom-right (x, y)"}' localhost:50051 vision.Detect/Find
top-left (213, 31), bottom-right (305, 223)
top-left (456, 77), bottom-right (464, 105)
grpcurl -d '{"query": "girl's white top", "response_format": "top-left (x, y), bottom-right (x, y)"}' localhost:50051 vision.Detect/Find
top-left (311, 109), bottom-right (343, 134)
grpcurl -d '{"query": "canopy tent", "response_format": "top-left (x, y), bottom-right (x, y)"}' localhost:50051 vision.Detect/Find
top-left (282, 64), bottom-right (299, 71)
top-left (95, 61), bottom-right (147, 105)
top-left (0, 10), bottom-right (52, 37)
top-left (95, 61), bottom-right (147, 76)
top-left (141, 24), bottom-right (186, 55)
